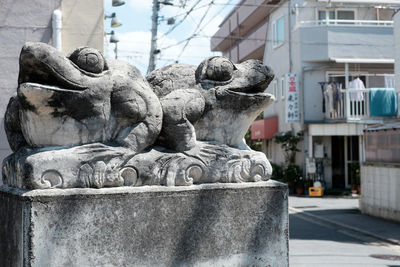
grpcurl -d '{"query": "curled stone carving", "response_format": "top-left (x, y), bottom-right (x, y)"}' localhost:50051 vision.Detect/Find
top-left (2, 42), bottom-right (275, 189)
top-left (120, 167), bottom-right (138, 186)
top-left (37, 170), bottom-right (63, 189)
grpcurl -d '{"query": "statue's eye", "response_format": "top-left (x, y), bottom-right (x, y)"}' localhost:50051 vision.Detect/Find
top-left (204, 58), bottom-right (234, 82)
top-left (69, 47), bottom-right (105, 73)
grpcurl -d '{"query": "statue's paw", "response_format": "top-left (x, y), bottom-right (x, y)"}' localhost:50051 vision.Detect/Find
top-left (79, 162), bottom-right (106, 188)
top-left (78, 159), bottom-right (130, 188)
top-left (92, 161), bottom-right (107, 188)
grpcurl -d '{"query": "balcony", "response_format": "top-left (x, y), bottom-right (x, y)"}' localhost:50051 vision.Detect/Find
top-left (299, 19), bottom-right (394, 62)
top-left (211, 0), bottom-right (278, 52)
top-left (325, 88), bottom-right (398, 122)
top-left (222, 22), bottom-right (267, 62)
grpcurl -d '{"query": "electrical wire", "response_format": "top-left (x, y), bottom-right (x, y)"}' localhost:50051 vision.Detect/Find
top-left (162, 0), bottom-right (203, 36)
top-left (158, 0), bottom-right (236, 51)
top-left (177, 1), bottom-right (215, 60)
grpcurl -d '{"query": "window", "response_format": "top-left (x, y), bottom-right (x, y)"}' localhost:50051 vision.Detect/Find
top-left (337, 10), bottom-right (355, 20)
top-left (281, 76), bottom-right (285, 99)
top-left (318, 10), bottom-right (335, 24)
top-left (337, 10), bottom-right (355, 24)
top-left (273, 16), bottom-right (284, 47)
top-left (272, 80), bottom-right (278, 100)
top-left (317, 9), bottom-right (355, 25)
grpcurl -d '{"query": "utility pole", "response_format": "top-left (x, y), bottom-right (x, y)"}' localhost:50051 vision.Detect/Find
top-left (147, 0), bottom-right (159, 74)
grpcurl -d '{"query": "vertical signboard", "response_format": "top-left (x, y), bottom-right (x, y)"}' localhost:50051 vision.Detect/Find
top-left (285, 73), bottom-right (299, 123)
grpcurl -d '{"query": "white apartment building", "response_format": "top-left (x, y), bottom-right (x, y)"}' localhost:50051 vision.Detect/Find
top-left (257, 0), bottom-right (398, 189)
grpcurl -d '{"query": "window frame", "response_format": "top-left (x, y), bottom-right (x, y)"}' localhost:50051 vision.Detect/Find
top-left (281, 76), bottom-right (286, 100)
top-left (272, 16), bottom-right (285, 48)
top-left (272, 80), bottom-right (278, 101)
top-left (316, 8), bottom-right (357, 25)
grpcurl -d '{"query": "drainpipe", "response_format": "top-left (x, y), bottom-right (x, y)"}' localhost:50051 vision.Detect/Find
top-left (52, 9), bottom-right (62, 52)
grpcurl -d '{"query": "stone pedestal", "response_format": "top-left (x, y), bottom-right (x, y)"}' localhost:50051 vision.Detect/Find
top-left (0, 181), bottom-right (288, 267)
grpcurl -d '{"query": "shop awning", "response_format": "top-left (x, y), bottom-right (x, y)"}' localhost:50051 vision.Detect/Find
top-left (250, 117), bottom-right (278, 140)
top-left (330, 57), bottom-right (394, 64)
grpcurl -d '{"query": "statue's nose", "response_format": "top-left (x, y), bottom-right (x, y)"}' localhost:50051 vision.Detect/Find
top-left (263, 64), bottom-right (273, 77)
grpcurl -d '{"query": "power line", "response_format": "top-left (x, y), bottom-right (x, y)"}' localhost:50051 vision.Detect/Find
top-left (158, 0), bottom-right (236, 51)
top-left (162, 0), bottom-right (203, 36)
top-left (177, 1), bottom-right (215, 60)
top-left (160, 2), bottom-right (214, 24)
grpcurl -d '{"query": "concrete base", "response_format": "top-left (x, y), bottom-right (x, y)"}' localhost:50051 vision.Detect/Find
top-left (0, 181), bottom-right (288, 267)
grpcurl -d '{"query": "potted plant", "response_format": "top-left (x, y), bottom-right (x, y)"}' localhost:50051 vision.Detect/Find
top-left (294, 176), bottom-right (304, 196)
top-left (286, 164), bottom-right (299, 194)
top-left (350, 162), bottom-right (360, 194)
top-left (273, 131), bottom-right (304, 195)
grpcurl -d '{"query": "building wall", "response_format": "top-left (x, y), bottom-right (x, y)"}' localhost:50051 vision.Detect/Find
top-left (360, 164), bottom-right (400, 222)
top-left (264, 2), bottom-right (294, 132)
top-left (0, 0), bottom-right (104, 183)
top-left (263, 1), bottom-right (304, 167)
top-left (61, 0), bottom-right (104, 55)
top-left (299, 26), bottom-right (393, 62)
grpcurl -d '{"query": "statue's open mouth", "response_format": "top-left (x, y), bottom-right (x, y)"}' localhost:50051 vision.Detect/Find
top-left (19, 62), bottom-right (88, 92)
top-left (226, 77), bottom-right (274, 97)
top-left (17, 43), bottom-right (104, 93)
top-left (224, 64), bottom-right (274, 97)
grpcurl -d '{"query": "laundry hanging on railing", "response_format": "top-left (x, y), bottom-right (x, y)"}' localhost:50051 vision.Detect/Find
top-left (332, 82), bottom-right (342, 110)
top-left (369, 88), bottom-right (397, 117)
top-left (320, 82), bottom-right (342, 113)
top-left (384, 74), bottom-right (395, 89)
top-left (318, 82), bottom-right (326, 113)
top-left (349, 77), bottom-right (365, 101)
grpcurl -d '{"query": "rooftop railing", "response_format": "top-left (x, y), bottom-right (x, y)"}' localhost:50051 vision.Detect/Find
top-left (300, 19), bottom-right (393, 27)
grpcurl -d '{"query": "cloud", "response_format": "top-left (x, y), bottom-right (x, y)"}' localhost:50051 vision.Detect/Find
top-left (105, 31), bottom-right (152, 74)
top-left (127, 0), bottom-right (153, 10)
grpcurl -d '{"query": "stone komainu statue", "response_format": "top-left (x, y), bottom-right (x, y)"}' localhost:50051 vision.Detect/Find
top-left (2, 42), bottom-right (275, 189)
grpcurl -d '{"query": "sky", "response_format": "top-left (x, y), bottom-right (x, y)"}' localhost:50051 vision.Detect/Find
top-left (104, 0), bottom-right (240, 74)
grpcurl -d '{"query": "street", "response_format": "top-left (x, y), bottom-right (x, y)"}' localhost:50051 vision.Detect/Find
top-left (289, 196), bottom-right (400, 267)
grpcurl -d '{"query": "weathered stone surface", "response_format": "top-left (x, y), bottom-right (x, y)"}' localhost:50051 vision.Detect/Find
top-left (3, 43), bottom-right (275, 189)
top-left (3, 141), bottom-right (272, 189)
top-left (147, 57), bottom-right (275, 151)
top-left (6, 42), bottom-right (162, 152)
top-left (0, 181), bottom-right (289, 267)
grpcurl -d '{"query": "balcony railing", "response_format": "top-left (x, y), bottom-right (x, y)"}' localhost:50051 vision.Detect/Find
top-left (325, 89), bottom-right (397, 121)
top-left (300, 19), bottom-right (393, 27)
